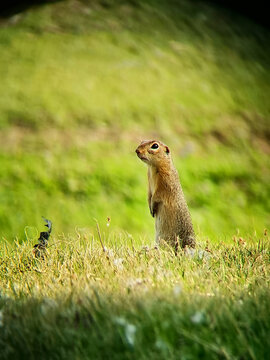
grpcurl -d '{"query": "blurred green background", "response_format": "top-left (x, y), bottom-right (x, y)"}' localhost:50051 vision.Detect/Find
top-left (0, 0), bottom-right (269, 242)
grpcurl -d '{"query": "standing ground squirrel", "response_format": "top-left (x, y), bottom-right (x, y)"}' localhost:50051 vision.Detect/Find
top-left (136, 140), bottom-right (195, 251)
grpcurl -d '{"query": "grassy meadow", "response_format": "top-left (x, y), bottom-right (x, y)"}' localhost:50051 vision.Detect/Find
top-left (0, 0), bottom-right (269, 240)
top-left (0, 0), bottom-right (269, 358)
top-left (0, 232), bottom-right (269, 359)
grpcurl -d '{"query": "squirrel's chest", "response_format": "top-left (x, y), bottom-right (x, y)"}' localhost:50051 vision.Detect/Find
top-left (148, 168), bottom-right (158, 194)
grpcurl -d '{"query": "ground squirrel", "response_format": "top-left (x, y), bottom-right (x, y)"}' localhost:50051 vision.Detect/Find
top-left (136, 140), bottom-right (195, 251)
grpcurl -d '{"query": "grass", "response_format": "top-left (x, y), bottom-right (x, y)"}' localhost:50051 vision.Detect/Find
top-left (0, 229), bottom-right (269, 359)
top-left (1, 133), bottom-right (269, 241)
top-left (0, 0), bottom-right (269, 240)
top-left (0, 2), bottom-right (269, 357)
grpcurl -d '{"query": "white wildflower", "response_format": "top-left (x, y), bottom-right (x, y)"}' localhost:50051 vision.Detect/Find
top-left (127, 278), bottom-right (144, 287)
top-left (114, 317), bottom-right (137, 346)
top-left (184, 248), bottom-right (196, 257)
top-left (173, 283), bottom-right (182, 297)
top-left (198, 250), bottom-right (212, 260)
top-left (125, 323), bottom-right (137, 346)
top-left (114, 316), bottom-right (127, 326)
top-left (104, 247), bottom-right (114, 257)
top-left (0, 310), bottom-right (4, 327)
top-left (40, 298), bottom-right (57, 315)
top-left (113, 258), bottom-right (124, 271)
top-left (191, 311), bottom-right (204, 324)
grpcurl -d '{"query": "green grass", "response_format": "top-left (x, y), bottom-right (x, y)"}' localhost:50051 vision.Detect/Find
top-left (0, 230), bottom-right (269, 359)
top-left (0, 0), bottom-right (269, 240)
top-left (0, 2), bottom-right (269, 356)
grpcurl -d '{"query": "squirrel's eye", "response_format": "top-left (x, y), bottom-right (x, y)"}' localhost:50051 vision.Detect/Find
top-left (151, 143), bottom-right (159, 149)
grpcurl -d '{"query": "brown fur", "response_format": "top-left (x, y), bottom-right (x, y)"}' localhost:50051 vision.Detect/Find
top-left (136, 140), bottom-right (195, 250)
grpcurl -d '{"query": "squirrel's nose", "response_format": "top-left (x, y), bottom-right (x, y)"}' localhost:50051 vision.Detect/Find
top-left (136, 149), bottom-right (141, 155)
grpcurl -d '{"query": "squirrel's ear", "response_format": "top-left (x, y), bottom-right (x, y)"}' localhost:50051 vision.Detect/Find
top-left (165, 146), bottom-right (170, 154)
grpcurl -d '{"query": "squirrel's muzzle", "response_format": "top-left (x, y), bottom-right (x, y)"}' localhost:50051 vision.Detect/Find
top-left (136, 148), bottom-right (148, 162)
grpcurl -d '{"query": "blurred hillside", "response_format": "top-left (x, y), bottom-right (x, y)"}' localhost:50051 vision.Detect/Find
top-left (0, 0), bottom-right (269, 242)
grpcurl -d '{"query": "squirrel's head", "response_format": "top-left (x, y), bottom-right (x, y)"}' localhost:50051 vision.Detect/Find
top-left (135, 140), bottom-right (171, 167)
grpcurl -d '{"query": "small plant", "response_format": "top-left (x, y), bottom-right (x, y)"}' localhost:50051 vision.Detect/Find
top-left (33, 217), bottom-right (52, 258)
